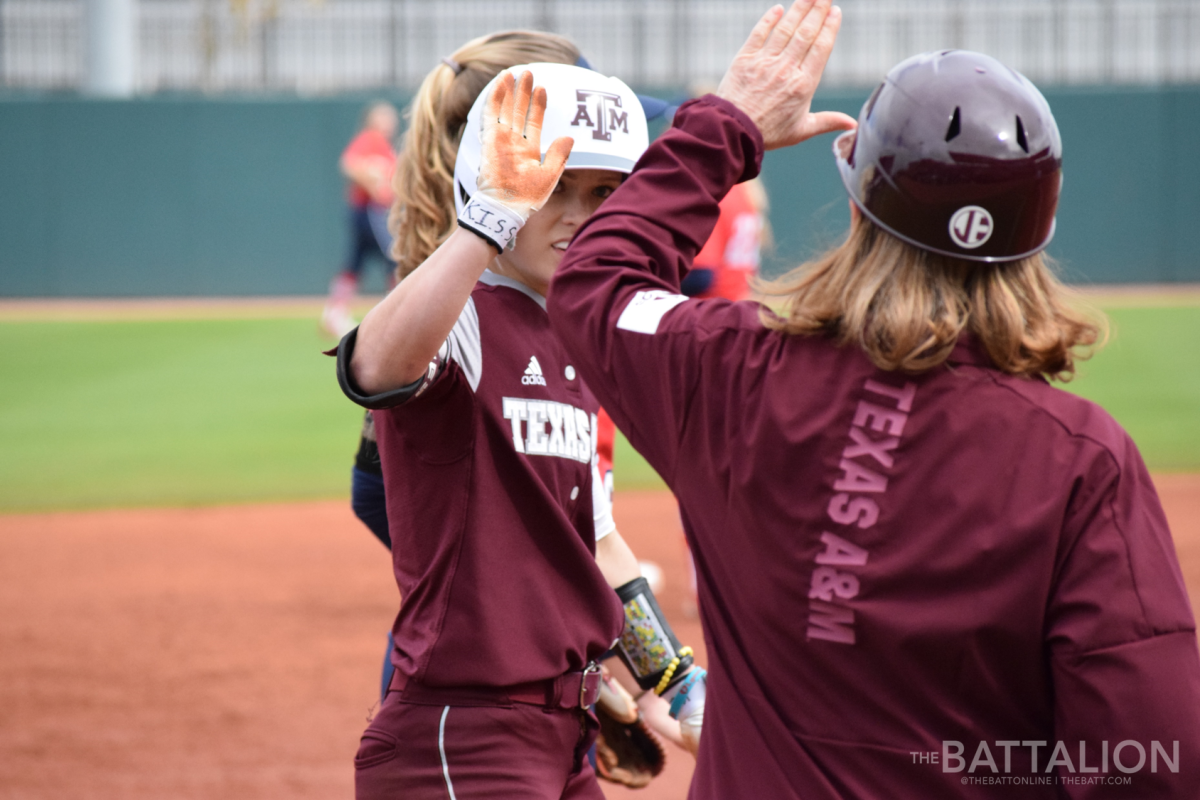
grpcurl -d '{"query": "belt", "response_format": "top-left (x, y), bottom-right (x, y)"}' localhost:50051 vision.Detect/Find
top-left (389, 662), bottom-right (602, 710)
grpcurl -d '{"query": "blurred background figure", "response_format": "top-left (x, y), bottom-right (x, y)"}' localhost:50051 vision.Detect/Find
top-left (322, 100), bottom-right (400, 338)
top-left (680, 176), bottom-right (769, 301)
top-left (676, 83), bottom-right (770, 302)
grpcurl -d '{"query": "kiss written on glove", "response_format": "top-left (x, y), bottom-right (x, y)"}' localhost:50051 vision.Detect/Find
top-left (457, 193), bottom-right (525, 253)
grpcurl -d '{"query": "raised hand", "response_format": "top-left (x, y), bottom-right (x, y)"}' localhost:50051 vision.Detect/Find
top-left (475, 70), bottom-right (574, 220)
top-left (716, 0), bottom-right (857, 150)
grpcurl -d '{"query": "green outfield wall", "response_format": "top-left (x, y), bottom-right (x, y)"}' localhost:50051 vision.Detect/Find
top-left (1, 86), bottom-right (1197, 297)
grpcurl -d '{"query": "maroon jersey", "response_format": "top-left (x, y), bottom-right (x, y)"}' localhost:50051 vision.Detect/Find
top-left (549, 97), bottom-right (1200, 798)
top-left (342, 271), bottom-right (623, 688)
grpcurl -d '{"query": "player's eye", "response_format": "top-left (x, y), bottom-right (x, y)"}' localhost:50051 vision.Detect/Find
top-left (552, 180), bottom-right (565, 194)
top-left (593, 185), bottom-right (616, 199)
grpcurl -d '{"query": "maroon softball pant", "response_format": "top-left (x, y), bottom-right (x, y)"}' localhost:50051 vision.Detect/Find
top-left (355, 691), bottom-right (605, 800)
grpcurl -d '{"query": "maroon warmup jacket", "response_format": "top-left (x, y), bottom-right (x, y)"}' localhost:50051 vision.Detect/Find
top-left (548, 96), bottom-right (1200, 798)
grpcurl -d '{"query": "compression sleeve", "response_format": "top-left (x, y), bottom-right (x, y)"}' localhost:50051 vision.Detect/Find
top-left (334, 298), bottom-right (482, 409)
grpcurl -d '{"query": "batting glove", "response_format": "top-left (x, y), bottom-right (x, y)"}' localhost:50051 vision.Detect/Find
top-left (458, 70), bottom-right (573, 252)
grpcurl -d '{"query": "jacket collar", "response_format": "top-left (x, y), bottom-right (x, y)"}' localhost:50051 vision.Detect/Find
top-left (946, 333), bottom-right (995, 368)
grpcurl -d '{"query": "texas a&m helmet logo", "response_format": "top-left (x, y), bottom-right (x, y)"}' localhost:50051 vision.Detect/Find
top-left (570, 90), bottom-right (629, 142)
top-left (948, 205), bottom-right (994, 249)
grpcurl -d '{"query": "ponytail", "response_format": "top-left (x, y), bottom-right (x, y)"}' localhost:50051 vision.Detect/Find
top-left (390, 31), bottom-right (579, 278)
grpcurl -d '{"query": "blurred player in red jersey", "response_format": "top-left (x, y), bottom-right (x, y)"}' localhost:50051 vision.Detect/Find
top-left (322, 101), bottom-right (400, 338)
top-left (680, 177), bottom-right (769, 301)
top-left (550, 1), bottom-right (1200, 797)
top-left (333, 47), bottom-right (705, 798)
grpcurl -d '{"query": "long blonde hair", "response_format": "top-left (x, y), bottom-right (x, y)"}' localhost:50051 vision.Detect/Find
top-left (757, 217), bottom-right (1105, 381)
top-left (390, 31), bottom-right (580, 278)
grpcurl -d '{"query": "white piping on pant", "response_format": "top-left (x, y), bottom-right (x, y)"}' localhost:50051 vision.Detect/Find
top-left (439, 705), bottom-right (458, 800)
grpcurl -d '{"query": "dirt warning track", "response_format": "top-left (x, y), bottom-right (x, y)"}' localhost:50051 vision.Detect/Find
top-left (1, 479), bottom-right (1197, 799)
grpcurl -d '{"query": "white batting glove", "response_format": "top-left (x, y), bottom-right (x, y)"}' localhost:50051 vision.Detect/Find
top-left (458, 70), bottom-right (573, 252)
top-left (661, 667), bottom-right (706, 755)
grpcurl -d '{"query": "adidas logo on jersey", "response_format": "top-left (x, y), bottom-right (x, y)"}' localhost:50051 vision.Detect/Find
top-left (521, 355), bottom-right (547, 386)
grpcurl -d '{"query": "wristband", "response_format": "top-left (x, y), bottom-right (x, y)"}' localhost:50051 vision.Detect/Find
top-left (457, 193), bottom-right (526, 253)
top-left (666, 667), bottom-right (707, 719)
top-left (614, 576), bottom-right (694, 692)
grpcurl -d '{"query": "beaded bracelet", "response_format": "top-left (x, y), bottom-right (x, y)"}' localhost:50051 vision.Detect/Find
top-left (655, 646), bottom-right (694, 695)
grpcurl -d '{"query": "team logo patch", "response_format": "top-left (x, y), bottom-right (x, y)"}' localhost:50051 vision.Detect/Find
top-left (522, 355), bottom-right (547, 386)
top-left (570, 89), bottom-right (629, 142)
top-left (948, 205), bottom-right (994, 249)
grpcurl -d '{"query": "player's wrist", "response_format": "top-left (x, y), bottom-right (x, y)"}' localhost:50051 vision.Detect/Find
top-left (457, 192), bottom-right (527, 253)
top-left (661, 666), bottom-right (706, 719)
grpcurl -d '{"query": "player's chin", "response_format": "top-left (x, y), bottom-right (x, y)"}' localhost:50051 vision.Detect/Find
top-left (546, 247), bottom-right (567, 270)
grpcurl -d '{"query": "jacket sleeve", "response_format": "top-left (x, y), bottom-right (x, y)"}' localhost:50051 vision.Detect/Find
top-left (547, 96), bottom-right (763, 483)
top-left (1047, 440), bottom-right (1200, 797)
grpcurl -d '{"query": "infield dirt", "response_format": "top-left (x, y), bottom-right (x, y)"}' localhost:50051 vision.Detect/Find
top-left (1, 479), bottom-right (1198, 800)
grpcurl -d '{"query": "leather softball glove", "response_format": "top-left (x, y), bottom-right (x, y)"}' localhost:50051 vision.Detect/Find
top-left (593, 667), bottom-right (667, 788)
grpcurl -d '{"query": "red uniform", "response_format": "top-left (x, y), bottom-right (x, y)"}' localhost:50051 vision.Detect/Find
top-left (343, 128), bottom-right (396, 208)
top-left (692, 181), bottom-right (763, 301)
top-left (549, 97), bottom-right (1200, 798)
top-left (338, 271), bottom-right (621, 799)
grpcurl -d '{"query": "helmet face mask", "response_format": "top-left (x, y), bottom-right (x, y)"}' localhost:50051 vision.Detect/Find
top-left (835, 50), bottom-right (1063, 263)
top-left (454, 62), bottom-right (650, 216)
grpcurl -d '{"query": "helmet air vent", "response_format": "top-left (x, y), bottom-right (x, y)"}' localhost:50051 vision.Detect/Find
top-left (1015, 116), bottom-right (1029, 153)
top-left (945, 106), bottom-right (962, 142)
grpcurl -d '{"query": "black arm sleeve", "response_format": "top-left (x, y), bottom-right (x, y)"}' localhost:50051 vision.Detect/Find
top-left (334, 327), bottom-right (426, 410)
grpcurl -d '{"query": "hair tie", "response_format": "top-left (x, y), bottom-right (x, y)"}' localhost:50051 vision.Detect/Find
top-left (441, 57), bottom-right (463, 76)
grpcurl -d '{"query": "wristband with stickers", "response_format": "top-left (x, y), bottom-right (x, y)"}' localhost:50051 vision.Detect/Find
top-left (613, 576), bottom-right (694, 693)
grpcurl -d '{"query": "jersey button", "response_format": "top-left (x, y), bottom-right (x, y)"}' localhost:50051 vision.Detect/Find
top-left (564, 365), bottom-right (577, 381)
top-left (570, 486), bottom-right (580, 500)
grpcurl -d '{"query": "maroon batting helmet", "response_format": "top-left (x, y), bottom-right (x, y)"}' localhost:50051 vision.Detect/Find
top-left (834, 50), bottom-right (1062, 262)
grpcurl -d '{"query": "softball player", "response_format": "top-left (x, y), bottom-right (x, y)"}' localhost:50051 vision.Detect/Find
top-left (344, 27), bottom-right (590, 706)
top-left (335, 62), bottom-right (704, 799)
top-left (548, 1), bottom-right (1200, 797)
top-left (322, 102), bottom-right (400, 338)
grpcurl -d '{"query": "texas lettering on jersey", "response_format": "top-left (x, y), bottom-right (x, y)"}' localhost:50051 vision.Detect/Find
top-left (503, 397), bottom-right (596, 464)
top-left (807, 377), bottom-right (918, 646)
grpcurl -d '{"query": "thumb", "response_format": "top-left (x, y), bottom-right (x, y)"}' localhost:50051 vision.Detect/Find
top-left (542, 136), bottom-right (574, 176)
top-left (803, 111), bottom-right (858, 139)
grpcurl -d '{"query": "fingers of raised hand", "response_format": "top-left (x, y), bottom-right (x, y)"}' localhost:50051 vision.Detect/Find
top-left (797, 3), bottom-right (842, 78)
top-left (523, 85), bottom-right (548, 147)
top-left (512, 71), bottom-right (534, 134)
top-left (792, 0), bottom-right (840, 69)
top-left (764, 0), bottom-right (816, 57)
top-left (785, 0), bottom-right (833, 64)
top-left (740, 4), bottom-right (784, 55)
top-left (482, 73), bottom-right (511, 134)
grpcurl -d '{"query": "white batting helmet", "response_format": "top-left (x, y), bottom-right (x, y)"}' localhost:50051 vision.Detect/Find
top-left (453, 62), bottom-right (650, 215)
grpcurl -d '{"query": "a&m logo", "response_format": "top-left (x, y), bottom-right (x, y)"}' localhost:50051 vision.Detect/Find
top-left (949, 205), bottom-right (994, 249)
top-left (570, 90), bottom-right (628, 142)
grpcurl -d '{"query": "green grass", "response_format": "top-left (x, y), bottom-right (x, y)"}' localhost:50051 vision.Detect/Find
top-left (1063, 306), bottom-right (1200, 472)
top-left (0, 303), bottom-right (1195, 512)
top-left (0, 319), bottom-right (363, 512)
